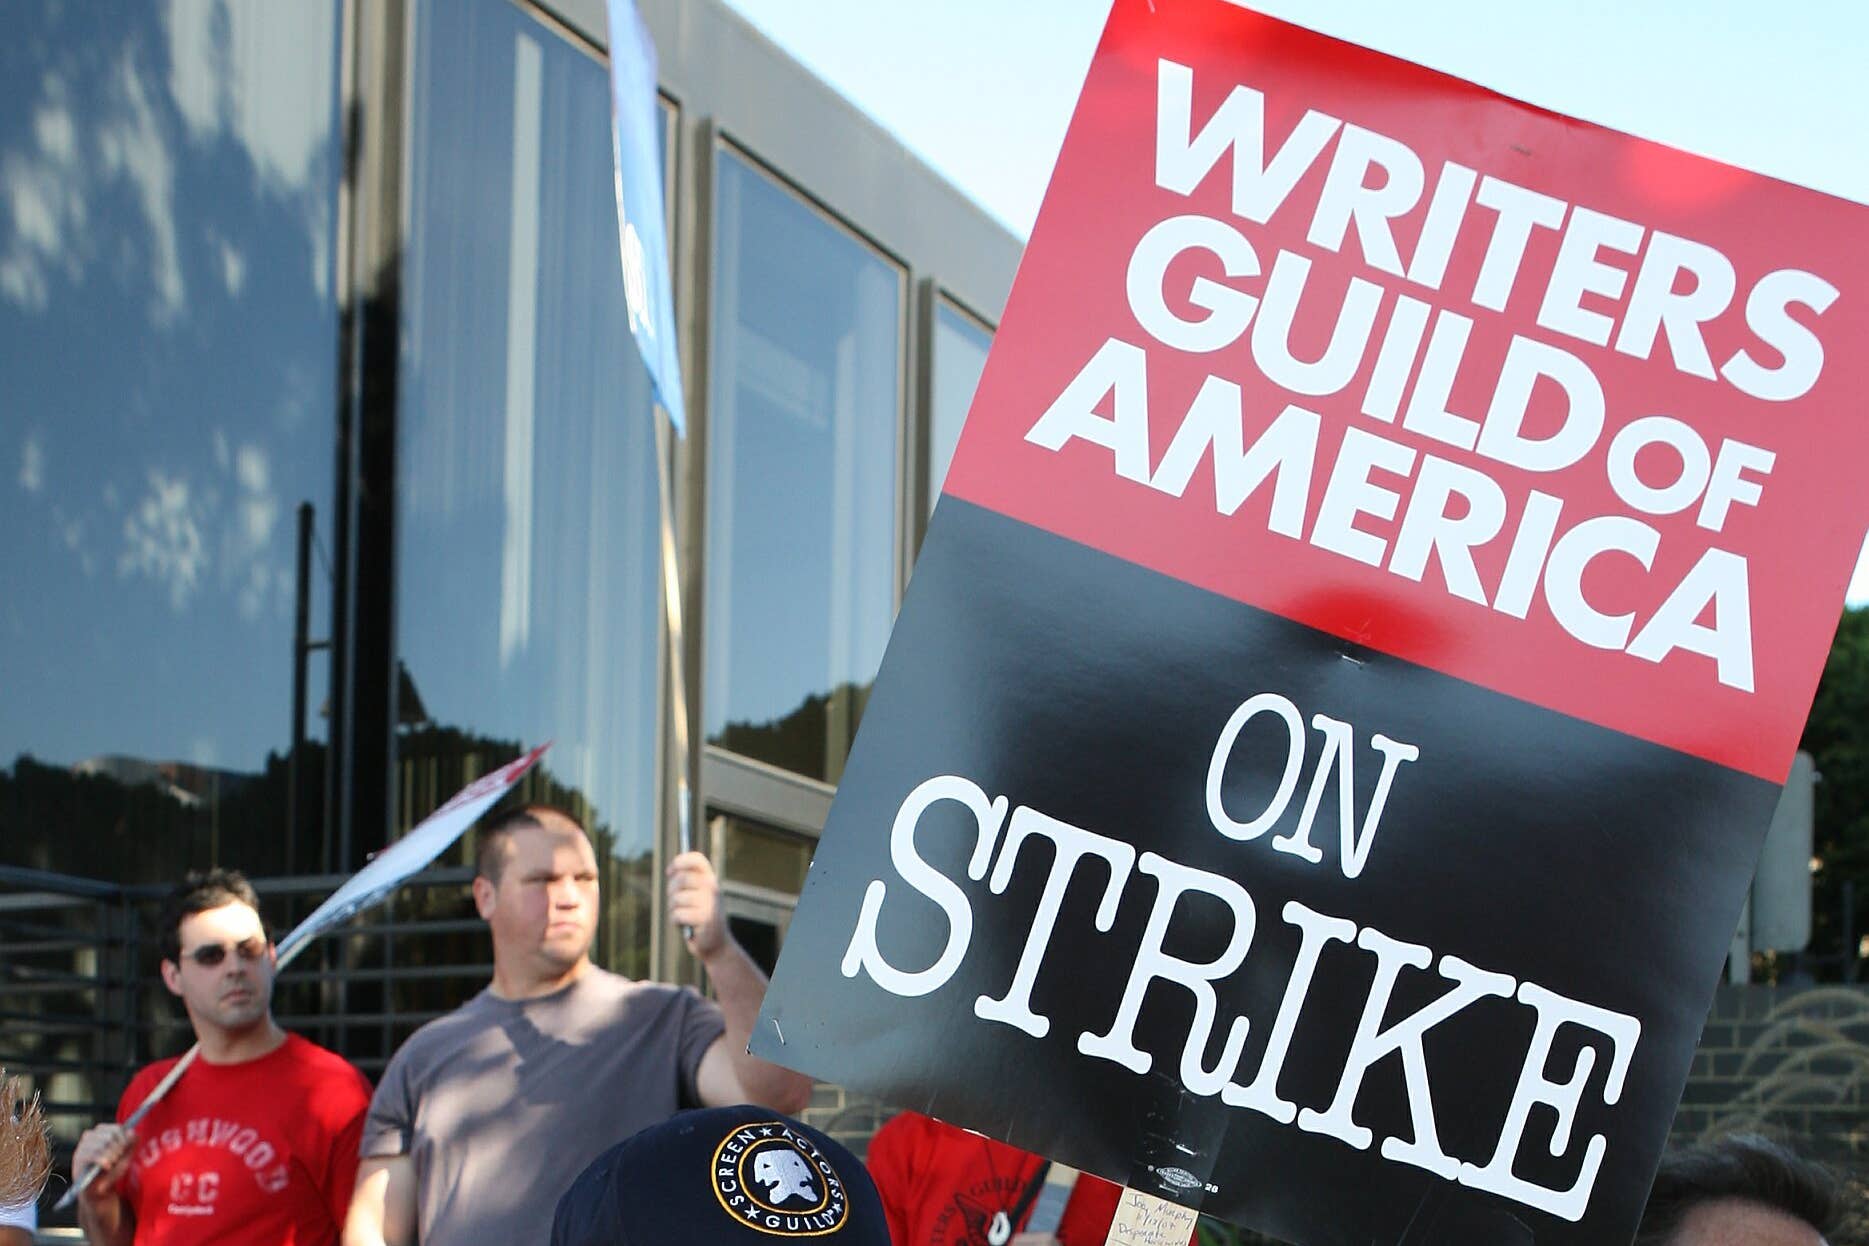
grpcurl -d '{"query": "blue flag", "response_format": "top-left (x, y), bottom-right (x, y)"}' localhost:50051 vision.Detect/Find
top-left (605, 0), bottom-right (686, 435)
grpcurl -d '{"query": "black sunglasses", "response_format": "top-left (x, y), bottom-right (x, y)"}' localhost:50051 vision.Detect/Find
top-left (180, 936), bottom-right (269, 968)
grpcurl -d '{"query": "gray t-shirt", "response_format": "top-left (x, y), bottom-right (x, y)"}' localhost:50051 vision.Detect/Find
top-left (362, 968), bottom-right (725, 1246)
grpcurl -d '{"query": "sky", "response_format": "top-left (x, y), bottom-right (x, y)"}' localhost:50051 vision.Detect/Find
top-left (716, 0), bottom-right (1869, 605)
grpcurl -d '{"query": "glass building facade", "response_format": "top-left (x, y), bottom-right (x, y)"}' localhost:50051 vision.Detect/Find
top-left (704, 146), bottom-right (904, 786)
top-left (1, 0), bottom-right (344, 885)
top-left (0, 0), bottom-right (1013, 1220)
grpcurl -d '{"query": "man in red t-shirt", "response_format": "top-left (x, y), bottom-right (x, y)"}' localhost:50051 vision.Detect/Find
top-left (867, 1111), bottom-right (1188, 1246)
top-left (71, 870), bottom-right (371, 1246)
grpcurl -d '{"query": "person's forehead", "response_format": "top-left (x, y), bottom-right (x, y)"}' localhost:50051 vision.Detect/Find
top-left (1672, 1198), bottom-right (1827, 1246)
top-left (506, 821), bottom-right (595, 868)
top-left (178, 901), bottom-right (264, 946)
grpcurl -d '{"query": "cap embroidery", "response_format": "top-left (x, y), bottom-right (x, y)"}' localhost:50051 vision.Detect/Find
top-left (710, 1122), bottom-right (851, 1237)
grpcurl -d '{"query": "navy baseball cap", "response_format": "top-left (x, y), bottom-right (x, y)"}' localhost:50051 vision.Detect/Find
top-left (551, 1106), bottom-right (891, 1246)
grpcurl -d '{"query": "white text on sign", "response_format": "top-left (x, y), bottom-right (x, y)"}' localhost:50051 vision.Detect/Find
top-left (840, 697), bottom-right (1639, 1224)
top-left (1025, 58), bottom-right (1842, 696)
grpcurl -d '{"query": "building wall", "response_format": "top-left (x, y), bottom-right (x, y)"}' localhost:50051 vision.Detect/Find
top-left (0, 0), bottom-right (1018, 949)
top-left (1672, 983), bottom-right (1869, 1162)
top-left (0, 0), bottom-right (1021, 1213)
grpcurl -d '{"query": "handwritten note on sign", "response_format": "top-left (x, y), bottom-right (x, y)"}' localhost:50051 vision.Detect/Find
top-left (1103, 1190), bottom-right (1198, 1246)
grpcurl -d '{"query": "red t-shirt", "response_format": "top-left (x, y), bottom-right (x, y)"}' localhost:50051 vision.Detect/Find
top-left (866, 1112), bottom-right (1136, 1246)
top-left (115, 1034), bottom-right (371, 1246)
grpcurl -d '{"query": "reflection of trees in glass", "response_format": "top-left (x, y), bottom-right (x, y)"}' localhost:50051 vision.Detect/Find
top-left (711, 680), bottom-right (874, 785)
top-left (392, 724), bottom-right (620, 862)
top-left (0, 724), bottom-right (652, 1149)
top-left (1802, 606), bottom-right (1869, 983)
top-left (1, 0), bottom-right (342, 915)
top-left (1, 746), bottom-right (325, 884)
top-left (2, 743), bottom-right (329, 1166)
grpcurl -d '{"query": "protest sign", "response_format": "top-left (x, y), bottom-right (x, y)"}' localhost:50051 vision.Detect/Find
top-left (605, 0), bottom-right (685, 433)
top-left (752, 2), bottom-right (1869, 1243)
top-left (605, 0), bottom-right (696, 864)
top-left (276, 742), bottom-right (550, 962)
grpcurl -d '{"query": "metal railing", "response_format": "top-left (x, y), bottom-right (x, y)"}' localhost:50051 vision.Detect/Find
top-left (0, 868), bottom-right (147, 1148)
top-left (0, 864), bottom-right (488, 1235)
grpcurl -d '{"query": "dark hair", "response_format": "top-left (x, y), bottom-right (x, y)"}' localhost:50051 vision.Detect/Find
top-left (156, 868), bottom-right (266, 964)
top-left (474, 804), bottom-right (585, 883)
top-left (1636, 1133), bottom-right (1840, 1244)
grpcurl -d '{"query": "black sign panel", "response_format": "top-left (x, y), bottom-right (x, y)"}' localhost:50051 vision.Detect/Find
top-left (756, 502), bottom-right (1774, 1245)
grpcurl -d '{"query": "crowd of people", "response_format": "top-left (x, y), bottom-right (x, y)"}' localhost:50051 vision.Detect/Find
top-left (4, 803), bottom-right (1849, 1245)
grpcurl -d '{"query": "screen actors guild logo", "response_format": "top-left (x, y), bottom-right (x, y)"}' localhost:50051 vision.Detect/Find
top-left (753, 1148), bottom-right (818, 1205)
top-left (711, 1122), bottom-right (851, 1237)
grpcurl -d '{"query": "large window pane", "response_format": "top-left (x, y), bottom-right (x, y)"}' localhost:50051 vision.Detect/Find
top-left (399, 0), bottom-right (662, 976)
top-left (0, 0), bottom-right (342, 1203)
top-left (0, 4), bottom-right (341, 883)
top-left (711, 812), bottom-right (812, 977)
top-left (706, 150), bottom-right (903, 784)
top-left (721, 817), bottom-right (813, 896)
top-left (928, 299), bottom-right (993, 509)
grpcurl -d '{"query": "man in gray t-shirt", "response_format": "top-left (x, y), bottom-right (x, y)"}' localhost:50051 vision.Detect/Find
top-left (343, 806), bottom-right (813, 1246)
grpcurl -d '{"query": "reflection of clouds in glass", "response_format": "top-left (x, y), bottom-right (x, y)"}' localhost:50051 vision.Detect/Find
top-left (16, 430), bottom-right (104, 577)
top-left (235, 562), bottom-right (281, 620)
top-left (19, 431), bottom-right (103, 576)
top-left (34, 101), bottom-right (77, 164)
top-left (215, 235), bottom-right (245, 296)
top-left (228, 443), bottom-right (282, 621)
top-left (100, 51), bottom-right (185, 319)
top-left (53, 505), bottom-right (97, 578)
top-left (0, 53), bottom-right (185, 321)
top-left (115, 439), bottom-right (289, 618)
top-left (1, 52), bottom-right (185, 321)
top-left (164, 0), bottom-right (337, 297)
top-left (0, 0), bottom-right (336, 318)
top-left (120, 469), bottom-right (207, 610)
top-left (235, 444), bottom-right (267, 495)
top-left (275, 359), bottom-right (317, 433)
top-left (0, 81), bottom-right (88, 311)
top-left (18, 433), bottom-right (44, 493)
top-left (166, 0), bottom-right (332, 190)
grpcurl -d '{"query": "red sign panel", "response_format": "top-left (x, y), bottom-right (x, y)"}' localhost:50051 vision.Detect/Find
top-left (945, 0), bottom-right (1868, 784)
